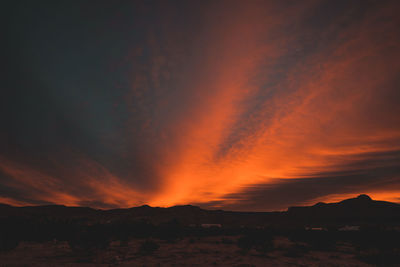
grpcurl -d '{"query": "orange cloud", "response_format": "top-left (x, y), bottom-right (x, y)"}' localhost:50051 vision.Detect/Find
top-left (0, 154), bottom-right (146, 208)
top-left (148, 1), bottom-right (400, 207)
top-left (1, 1), bottom-right (399, 210)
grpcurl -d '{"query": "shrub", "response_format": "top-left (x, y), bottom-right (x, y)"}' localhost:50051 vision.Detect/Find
top-left (237, 231), bottom-right (273, 254)
top-left (357, 249), bottom-right (400, 266)
top-left (0, 235), bottom-right (19, 252)
top-left (67, 226), bottom-right (110, 251)
top-left (138, 239), bottom-right (160, 255)
top-left (283, 244), bottom-right (309, 258)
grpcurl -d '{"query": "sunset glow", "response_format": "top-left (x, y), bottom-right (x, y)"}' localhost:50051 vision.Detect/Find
top-left (1, 0), bottom-right (400, 210)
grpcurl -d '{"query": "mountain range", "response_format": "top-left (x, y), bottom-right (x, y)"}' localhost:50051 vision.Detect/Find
top-left (1, 195), bottom-right (399, 227)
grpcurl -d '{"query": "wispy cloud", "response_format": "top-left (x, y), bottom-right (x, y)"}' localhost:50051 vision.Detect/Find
top-left (1, 0), bottom-right (399, 210)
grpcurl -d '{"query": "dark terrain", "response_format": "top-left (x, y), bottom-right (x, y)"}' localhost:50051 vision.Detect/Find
top-left (0, 195), bottom-right (399, 266)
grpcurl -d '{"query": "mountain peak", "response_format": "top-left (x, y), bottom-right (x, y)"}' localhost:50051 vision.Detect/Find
top-left (313, 202), bottom-right (327, 207)
top-left (356, 194), bottom-right (372, 201)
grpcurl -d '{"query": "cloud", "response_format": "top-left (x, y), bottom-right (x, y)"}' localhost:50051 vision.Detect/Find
top-left (197, 150), bottom-right (400, 211)
top-left (1, 0), bottom-right (399, 210)
top-left (148, 0), bottom-right (400, 207)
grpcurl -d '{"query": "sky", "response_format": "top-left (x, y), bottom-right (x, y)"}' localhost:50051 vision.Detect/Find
top-left (1, 0), bottom-right (400, 211)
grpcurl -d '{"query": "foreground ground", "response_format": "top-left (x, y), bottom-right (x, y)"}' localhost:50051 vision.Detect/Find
top-left (0, 236), bottom-right (377, 267)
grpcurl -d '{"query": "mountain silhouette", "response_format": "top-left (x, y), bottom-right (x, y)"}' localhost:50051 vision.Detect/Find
top-left (0, 195), bottom-right (399, 226)
top-left (287, 194), bottom-right (400, 223)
